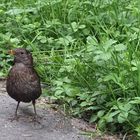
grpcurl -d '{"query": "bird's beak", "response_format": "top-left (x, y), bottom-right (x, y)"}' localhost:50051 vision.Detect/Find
top-left (8, 50), bottom-right (15, 55)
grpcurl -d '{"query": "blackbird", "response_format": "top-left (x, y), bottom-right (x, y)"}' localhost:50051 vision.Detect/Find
top-left (6, 48), bottom-right (42, 120)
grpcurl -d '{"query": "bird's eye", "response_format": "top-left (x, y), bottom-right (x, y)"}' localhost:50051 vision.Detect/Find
top-left (20, 52), bottom-right (24, 54)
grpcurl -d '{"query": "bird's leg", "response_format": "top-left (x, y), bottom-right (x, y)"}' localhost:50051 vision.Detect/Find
top-left (15, 101), bottom-right (20, 117)
top-left (9, 101), bottom-right (20, 122)
top-left (32, 100), bottom-right (41, 124)
top-left (32, 100), bottom-right (37, 120)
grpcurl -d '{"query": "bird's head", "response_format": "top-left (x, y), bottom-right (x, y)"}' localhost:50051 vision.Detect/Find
top-left (9, 48), bottom-right (33, 66)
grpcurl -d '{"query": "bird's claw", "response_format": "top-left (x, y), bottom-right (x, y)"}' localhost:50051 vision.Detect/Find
top-left (9, 115), bottom-right (19, 122)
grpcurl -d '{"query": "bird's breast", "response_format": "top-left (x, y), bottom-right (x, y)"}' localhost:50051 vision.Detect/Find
top-left (6, 63), bottom-right (41, 102)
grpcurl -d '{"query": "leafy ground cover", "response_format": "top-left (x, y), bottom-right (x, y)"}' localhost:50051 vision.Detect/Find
top-left (0, 0), bottom-right (140, 139)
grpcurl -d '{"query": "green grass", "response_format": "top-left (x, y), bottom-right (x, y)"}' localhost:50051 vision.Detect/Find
top-left (0, 0), bottom-right (140, 139)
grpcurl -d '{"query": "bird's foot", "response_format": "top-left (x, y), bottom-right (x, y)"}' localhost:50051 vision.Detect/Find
top-left (29, 115), bottom-right (41, 124)
top-left (8, 115), bottom-right (19, 122)
top-left (31, 115), bottom-right (44, 129)
top-left (33, 115), bottom-right (41, 124)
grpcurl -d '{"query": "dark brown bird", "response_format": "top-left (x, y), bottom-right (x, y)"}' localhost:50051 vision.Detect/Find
top-left (6, 48), bottom-right (42, 120)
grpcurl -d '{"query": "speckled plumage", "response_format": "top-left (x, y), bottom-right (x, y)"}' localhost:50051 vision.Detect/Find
top-left (6, 48), bottom-right (42, 119)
